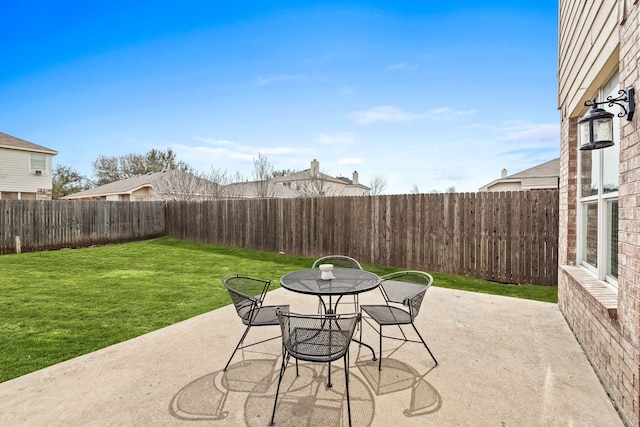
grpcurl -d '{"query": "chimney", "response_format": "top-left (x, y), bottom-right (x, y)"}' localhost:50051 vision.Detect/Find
top-left (501, 169), bottom-right (507, 179)
top-left (311, 159), bottom-right (319, 176)
top-left (352, 171), bottom-right (359, 185)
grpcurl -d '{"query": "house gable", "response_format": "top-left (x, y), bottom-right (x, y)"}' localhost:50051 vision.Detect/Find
top-left (0, 132), bottom-right (57, 200)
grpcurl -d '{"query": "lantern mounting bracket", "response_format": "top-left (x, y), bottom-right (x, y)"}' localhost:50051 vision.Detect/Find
top-left (584, 87), bottom-right (635, 121)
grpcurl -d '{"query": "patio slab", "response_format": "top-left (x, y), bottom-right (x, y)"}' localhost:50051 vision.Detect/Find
top-left (0, 286), bottom-right (624, 426)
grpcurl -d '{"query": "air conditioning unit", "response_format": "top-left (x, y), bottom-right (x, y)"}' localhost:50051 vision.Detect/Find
top-left (33, 169), bottom-right (43, 176)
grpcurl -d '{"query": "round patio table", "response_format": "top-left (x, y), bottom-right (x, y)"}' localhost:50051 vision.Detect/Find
top-left (280, 267), bottom-right (381, 360)
top-left (280, 267), bottom-right (381, 314)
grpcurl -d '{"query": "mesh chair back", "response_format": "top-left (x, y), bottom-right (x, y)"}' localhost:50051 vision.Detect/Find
top-left (223, 274), bottom-right (271, 324)
top-left (277, 312), bottom-right (359, 363)
top-left (379, 271), bottom-right (433, 320)
top-left (312, 255), bottom-right (363, 270)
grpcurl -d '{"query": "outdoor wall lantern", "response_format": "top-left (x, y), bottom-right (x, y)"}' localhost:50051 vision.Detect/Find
top-left (579, 86), bottom-right (635, 150)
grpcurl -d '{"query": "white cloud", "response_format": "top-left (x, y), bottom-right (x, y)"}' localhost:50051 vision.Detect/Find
top-left (350, 105), bottom-right (475, 124)
top-left (254, 74), bottom-right (298, 86)
top-left (387, 62), bottom-right (419, 70)
top-left (335, 157), bottom-right (364, 166)
top-left (194, 137), bottom-right (241, 148)
top-left (500, 123), bottom-right (560, 142)
top-left (170, 137), bottom-right (318, 177)
top-left (350, 106), bottom-right (425, 124)
top-left (316, 132), bottom-right (357, 145)
top-left (430, 107), bottom-right (476, 118)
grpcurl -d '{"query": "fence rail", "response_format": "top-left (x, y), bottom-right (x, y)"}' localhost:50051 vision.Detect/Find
top-left (1, 191), bottom-right (558, 285)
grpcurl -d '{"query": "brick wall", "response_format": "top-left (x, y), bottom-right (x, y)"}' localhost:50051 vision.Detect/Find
top-left (558, 3), bottom-right (640, 426)
top-left (559, 267), bottom-right (636, 426)
top-left (617, 1), bottom-right (640, 425)
top-left (36, 188), bottom-right (52, 200)
top-left (558, 116), bottom-right (578, 266)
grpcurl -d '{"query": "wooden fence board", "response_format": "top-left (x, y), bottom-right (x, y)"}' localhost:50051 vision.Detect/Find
top-left (0, 191), bottom-right (559, 285)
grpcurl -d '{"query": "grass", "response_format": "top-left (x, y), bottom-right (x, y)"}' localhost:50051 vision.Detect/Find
top-left (0, 236), bottom-right (557, 383)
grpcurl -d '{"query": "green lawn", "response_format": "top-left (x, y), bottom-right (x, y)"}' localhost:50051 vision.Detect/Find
top-left (0, 236), bottom-right (557, 383)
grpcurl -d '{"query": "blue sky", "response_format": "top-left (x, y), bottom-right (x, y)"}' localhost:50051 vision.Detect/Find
top-left (1, 1), bottom-right (559, 194)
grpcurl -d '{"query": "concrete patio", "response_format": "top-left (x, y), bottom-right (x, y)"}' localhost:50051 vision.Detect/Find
top-left (0, 286), bottom-right (624, 426)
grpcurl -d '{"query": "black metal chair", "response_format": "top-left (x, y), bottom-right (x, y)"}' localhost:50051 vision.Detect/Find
top-left (269, 311), bottom-right (359, 427)
top-left (312, 255), bottom-right (363, 313)
top-left (222, 273), bottom-right (289, 371)
top-left (359, 271), bottom-right (437, 370)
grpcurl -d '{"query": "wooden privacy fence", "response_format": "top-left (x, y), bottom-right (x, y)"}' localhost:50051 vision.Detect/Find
top-left (0, 192), bottom-right (558, 285)
top-left (0, 200), bottom-right (165, 254)
top-left (166, 190), bottom-right (559, 285)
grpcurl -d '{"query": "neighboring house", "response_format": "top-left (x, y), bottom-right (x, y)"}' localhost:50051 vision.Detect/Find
top-left (271, 159), bottom-right (371, 197)
top-left (63, 170), bottom-right (220, 201)
top-left (0, 132), bottom-right (58, 200)
top-left (478, 158), bottom-right (559, 191)
top-left (558, 2), bottom-right (639, 426)
top-left (223, 180), bottom-right (299, 198)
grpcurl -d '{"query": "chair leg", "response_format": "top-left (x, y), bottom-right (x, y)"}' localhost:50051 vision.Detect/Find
top-left (269, 348), bottom-right (289, 426)
top-left (378, 325), bottom-right (383, 370)
top-left (224, 324), bottom-right (252, 371)
top-left (344, 352), bottom-right (352, 427)
top-left (411, 323), bottom-right (438, 366)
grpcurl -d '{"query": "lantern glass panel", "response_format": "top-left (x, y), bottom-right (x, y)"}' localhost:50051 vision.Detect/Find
top-left (592, 116), bottom-right (613, 143)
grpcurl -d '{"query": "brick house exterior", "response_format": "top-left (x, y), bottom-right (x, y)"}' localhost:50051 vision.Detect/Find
top-left (558, 1), bottom-right (639, 426)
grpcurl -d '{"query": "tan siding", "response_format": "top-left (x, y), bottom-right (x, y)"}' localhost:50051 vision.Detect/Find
top-left (487, 182), bottom-right (522, 192)
top-left (0, 148), bottom-right (54, 195)
top-left (558, 0), bottom-right (619, 117)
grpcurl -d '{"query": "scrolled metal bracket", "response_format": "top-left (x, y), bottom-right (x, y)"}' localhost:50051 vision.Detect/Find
top-left (584, 87), bottom-right (635, 121)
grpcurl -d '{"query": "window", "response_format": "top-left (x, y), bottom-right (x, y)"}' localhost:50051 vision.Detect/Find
top-left (577, 71), bottom-right (620, 289)
top-left (30, 153), bottom-right (46, 173)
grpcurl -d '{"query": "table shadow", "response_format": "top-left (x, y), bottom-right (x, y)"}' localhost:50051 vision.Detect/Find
top-left (169, 357), bottom-right (375, 426)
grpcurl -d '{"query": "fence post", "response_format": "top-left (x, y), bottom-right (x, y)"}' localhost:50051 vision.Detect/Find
top-left (15, 236), bottom-right (21, 254)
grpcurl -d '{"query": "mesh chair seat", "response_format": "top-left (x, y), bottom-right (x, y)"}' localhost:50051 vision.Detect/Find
top-left (270, 312), bottom-right (359, 426)
top-left (361, 304), bottom-right (412, 325)
top-left (222, 274), bottom-right (289, 371)
top-left (359, 271), bottom-right (437, 370)
top-left (240, 305), bottom-right (290, 326)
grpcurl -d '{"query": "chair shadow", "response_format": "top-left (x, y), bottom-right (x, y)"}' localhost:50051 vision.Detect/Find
top-left (169, 358), bottom-right (278, 421)
top-left (355, 354), bottom-right (442, 418)
top-left (169, 356), bottom-right (376, 426)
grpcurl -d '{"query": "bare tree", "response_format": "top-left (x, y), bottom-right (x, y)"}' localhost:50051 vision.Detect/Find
top-left (252, 153), bottom-right (276, 198)
top-left (289, 159), bottom-right (340, 197)
top-left (429, 186), bottom-right (456, 194)
top-left (207, 167), bottom-right (246, 198)
top-left (150, 170), bottom-right (219, 201)
top-left (296, 171), bottom-right (342, 197)
top-left (271, 168), bottom-right (297, 178)
top-left (368, 175), bottom-right (388, 196)
top-left (410, 184), bottom-right (421, 194)
top-left (150, 166), bottom-right (249, 201)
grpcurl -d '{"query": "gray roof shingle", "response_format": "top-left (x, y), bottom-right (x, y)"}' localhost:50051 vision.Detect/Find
top-left (0, 132), bottom-right (58, 154)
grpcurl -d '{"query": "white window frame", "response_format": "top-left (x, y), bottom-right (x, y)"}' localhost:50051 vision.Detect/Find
top-left (576, 71), bottom-right (620, 290)
top-left (30, 153), bottom-right (46, 175)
